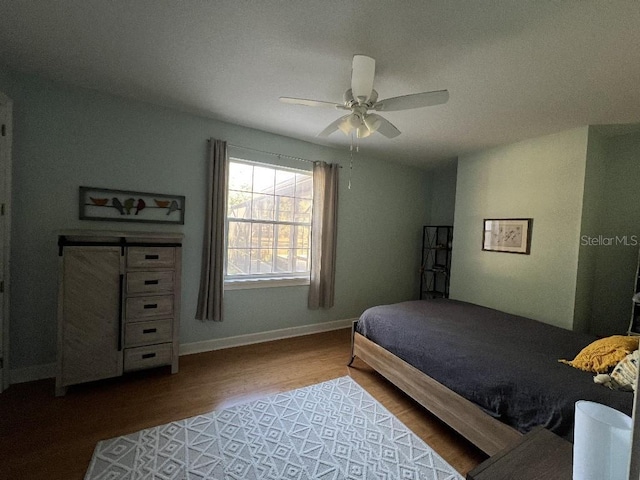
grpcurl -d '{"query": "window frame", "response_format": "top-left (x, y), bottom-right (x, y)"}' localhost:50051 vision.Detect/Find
top-left (224, 157), bottom-right (312, 289)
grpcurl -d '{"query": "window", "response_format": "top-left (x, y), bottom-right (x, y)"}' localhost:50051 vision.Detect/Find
top-left (225, 158), bottom-right (312, 285)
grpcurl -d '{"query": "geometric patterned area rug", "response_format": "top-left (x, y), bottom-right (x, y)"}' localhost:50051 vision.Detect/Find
top-left (85, 376), bottom-right (463, 479)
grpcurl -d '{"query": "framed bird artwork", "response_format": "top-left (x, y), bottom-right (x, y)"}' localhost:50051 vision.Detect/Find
top-left (79, 186), bottom-right (185, 224)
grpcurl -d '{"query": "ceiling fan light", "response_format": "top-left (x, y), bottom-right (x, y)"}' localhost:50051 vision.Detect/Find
top-left (347, 114), bottom-right (362, 129)
top-left (363, 114), bottom-right (382, 133)
top-left (337, 117), bottom-right (353, 136)
top-left (356, 124), bottom-right (372, 138)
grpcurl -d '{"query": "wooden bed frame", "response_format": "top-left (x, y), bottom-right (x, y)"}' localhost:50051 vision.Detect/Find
top-left (351, 329), bottom-right (522, 456)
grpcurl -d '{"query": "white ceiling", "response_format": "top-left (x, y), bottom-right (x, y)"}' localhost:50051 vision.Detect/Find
top-left (1, 1), bottom-right (639, 167)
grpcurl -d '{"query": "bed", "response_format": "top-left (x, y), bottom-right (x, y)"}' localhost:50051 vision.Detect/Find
top-left (350, 298), bottom-right (634, 455)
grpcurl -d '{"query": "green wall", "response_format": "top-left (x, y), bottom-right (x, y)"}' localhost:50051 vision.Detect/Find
top-left (589, 130), bottom-right (640, 335)
top-left (573, 127), bottom-right (607, 333)
top-left (450, 128), bottom-right (589, 330)
top-left (0, 69), bottom-right (431, 371)
top-left (428, 159), bottom-right (457, 226)
top-left (450, 125), bottom-right (640, 334)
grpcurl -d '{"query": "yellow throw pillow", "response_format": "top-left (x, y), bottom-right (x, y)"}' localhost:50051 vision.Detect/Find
top-left (559, 335), bottom-right (639, 373)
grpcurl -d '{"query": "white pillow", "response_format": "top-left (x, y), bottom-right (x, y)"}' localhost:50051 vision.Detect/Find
top-left (609, 349), bottom-right (638, 391)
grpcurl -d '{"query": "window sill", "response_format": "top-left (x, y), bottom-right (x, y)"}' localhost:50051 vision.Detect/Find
top-left (224, 277), bottom-right (310, 290)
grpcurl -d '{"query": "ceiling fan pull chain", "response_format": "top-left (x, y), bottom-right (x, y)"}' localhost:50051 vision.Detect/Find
top-left (348, 135), bottom-right (354, 189)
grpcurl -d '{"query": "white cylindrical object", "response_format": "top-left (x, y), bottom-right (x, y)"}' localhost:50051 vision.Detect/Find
top-left (573, 400), bottom-right (632, 480)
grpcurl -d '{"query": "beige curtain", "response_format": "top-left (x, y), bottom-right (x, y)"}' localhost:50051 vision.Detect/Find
top-left (196, 138), bottom-right (228, 321)
top-left (308, 161), bottom-right (339, 309)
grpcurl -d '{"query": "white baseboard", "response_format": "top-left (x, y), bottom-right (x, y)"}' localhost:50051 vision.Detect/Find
top-left (8, 318), bottom-right (356, 384)
top-left (180, 318), bottom-right (356, 356)
top-left (10, 362), bottom-right (56, 384)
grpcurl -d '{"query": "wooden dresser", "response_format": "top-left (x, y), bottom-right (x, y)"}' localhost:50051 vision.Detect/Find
top-left (55, 230), bottom-right (182, 396)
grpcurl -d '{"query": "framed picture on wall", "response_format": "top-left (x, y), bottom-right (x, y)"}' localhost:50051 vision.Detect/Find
top-left (482, 218), bottom-right (532, 254)
top-left (79, 186), bottom-right (185, 224)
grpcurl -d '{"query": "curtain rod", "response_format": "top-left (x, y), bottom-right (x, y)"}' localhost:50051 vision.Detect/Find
top-left (226, 143), bottom-right (315, 164)
top-left (210, 141), bottom-right (342, 169)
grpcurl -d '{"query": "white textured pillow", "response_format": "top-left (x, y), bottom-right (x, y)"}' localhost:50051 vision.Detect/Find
top-left (609, 350), bottom-right (639, 391)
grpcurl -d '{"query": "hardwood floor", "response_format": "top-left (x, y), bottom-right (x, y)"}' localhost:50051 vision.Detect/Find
top-left (0, 328), bottom-right (485, 479)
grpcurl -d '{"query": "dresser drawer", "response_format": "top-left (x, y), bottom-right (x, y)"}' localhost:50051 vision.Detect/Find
top-left (124, 318), bottom-right (172, 347)
top-left (126, 295), bottom-right (173, 321)
top-left (126, 271), bottom-right (174, 294)
top-left (123, 343), bottom-right (172, 372)
top-left (127, 247), bottom-right (175, 269)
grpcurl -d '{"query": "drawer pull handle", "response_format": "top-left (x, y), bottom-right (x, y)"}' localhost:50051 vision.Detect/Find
top-left (143, 328), bottom-right (157, 334)
top-left (144, 279), bottom-right (159, 285)
top-left (144, 303), bottom-right (158, 309)
top-left (145, 254), bottom-right (159, 260)
top-left (142, 353), bottom-right (156, 359)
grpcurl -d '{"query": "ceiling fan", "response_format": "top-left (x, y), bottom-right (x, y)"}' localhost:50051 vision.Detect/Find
top-left (279, 55), bottom-right (449, 139)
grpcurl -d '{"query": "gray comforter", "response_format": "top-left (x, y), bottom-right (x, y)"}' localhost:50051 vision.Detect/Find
top-left (356, 298), bottom-right (633, 439)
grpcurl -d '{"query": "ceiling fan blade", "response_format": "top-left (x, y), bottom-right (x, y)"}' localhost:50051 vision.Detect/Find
top-left (317, 115), bottom-right (352, 137)
top-left (373, 115), bottom-right (401, 138)
top-left (351, 55), bottom-right (375, 103)
top-left (373, 89), bottom-right (449, 112)
top-left (279, 97), bottom-right (344, 109)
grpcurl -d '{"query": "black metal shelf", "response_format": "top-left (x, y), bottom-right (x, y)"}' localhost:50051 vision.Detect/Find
top-left (421, 289), bottom-right (448, 298)
top-left (420, 225), bottom-right (453, 299)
